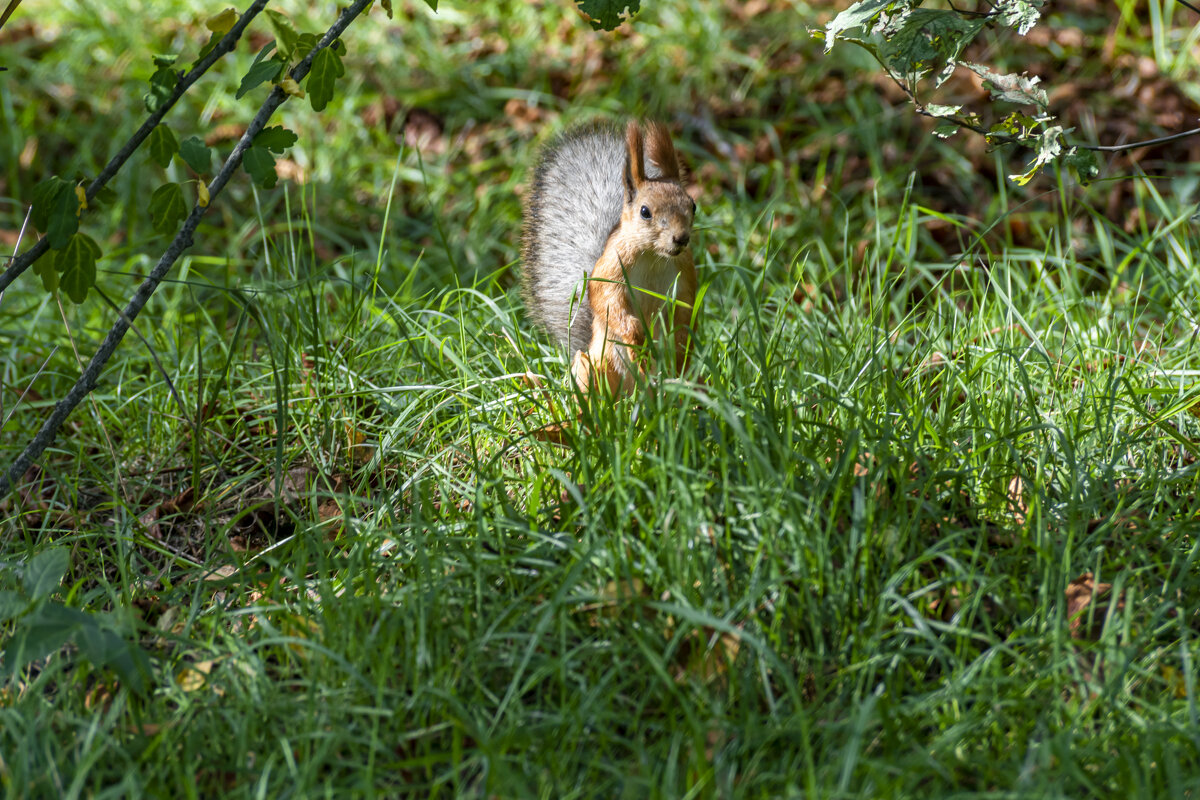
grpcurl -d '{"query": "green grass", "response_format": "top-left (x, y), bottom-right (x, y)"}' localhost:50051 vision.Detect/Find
top-left (3, 0), bottom-right (1200, 796)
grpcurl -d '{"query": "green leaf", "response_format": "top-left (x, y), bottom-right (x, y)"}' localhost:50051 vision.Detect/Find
top-left (989, 111), bottom-right (1040, 140)
top-left (1, 604), bottom-right (87, 677)
top-left (0, 589), bottom-right (29, 623)
top-left (179, 136), bottom-right (212, 173)
top-left (150, 182), bottom-right (188, 235)
top-left (307, 47), bottom-right (344, 112)
top-left (33, 257), bottom-right (58, 293)
top-left (933, 123), bottom-right (959, 139)
top-left (576, 0), bottom-right (640, 30)
top-left (834, 35), bottom-right (882, 60)
top-left (31, 176), bottom-right (71, 233)
top-left (197, 31), bottom-right (221, 63)
top-left (254, 125), bottom-right (299, 154)
top-left (423, 0), bottom-right (437, 9)
top-left (237, 45), bottom-right (284, 99)
top-left (21, 547), bottom-right (70, 600)
top-left (294, 32), bottom-right (319, 61)
top-left (148, 125), bottom-right (180, 169)
top-left (1064, 148), bottom-right (1099, 184)
top-left (265, 9), bottom-right (299, 59)
top-left (47, 180), bottom-right (81, 249)
top-left (243, 146), bottom-right (278, 189)
top-left (824, 0), bottom-right (895, 52)
top-left (53, 233), bottom-right (102, 304)
top-left (77, 621), bottom-right (152, 695)
top-left (206, 7), bottom-right (239, 35)
top-left (880, 9), bottom-right (986, 78)
top-left (145, 57), bottom-right (181, 113)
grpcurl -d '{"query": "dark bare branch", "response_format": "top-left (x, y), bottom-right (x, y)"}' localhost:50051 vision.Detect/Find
top-left (0, 0), bottom-right (374, 501)
top-left (0, 0), bottom-right (270, 296)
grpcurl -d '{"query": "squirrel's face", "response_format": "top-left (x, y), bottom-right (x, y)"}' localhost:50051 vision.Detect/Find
top-left (624, 182), bottom-right (696, 260)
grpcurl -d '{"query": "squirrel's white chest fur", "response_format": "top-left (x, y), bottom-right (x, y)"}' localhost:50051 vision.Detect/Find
top-left (623, 250), bottom-right (682, 325)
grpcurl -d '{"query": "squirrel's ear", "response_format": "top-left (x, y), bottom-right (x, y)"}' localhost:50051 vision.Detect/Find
top-left (624, 121), bottom-right (646, 202)
top-left (644, 121), bottom-right (681, 181)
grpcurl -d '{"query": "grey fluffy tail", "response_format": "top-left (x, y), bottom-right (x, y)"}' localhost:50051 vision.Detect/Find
top-left (520, 123), bottom-right (627, 354)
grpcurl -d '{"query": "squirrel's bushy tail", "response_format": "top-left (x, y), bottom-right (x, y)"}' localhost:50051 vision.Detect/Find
top-left (520, 123), bottom-right (626, 354)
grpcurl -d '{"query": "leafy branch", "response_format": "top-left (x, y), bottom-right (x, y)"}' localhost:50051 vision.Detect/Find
top-left (0, 0), bottom-right (269, 296)
top-left (820, 0), bottom-right (1200, 184)
top-left (0, 0), bottom-right (373, 500)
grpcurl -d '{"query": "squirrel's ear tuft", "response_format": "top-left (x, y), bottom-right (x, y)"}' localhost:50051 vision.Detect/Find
top-left (623, 159), bottom-right (636, 204)
top-left (625, 121), bottom-right (646, 194)
top-left (644, 121), bottom-right (681, 181)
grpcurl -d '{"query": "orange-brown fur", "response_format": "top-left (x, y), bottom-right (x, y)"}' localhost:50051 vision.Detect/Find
top-left (571, 121), bottom-right (697, 394)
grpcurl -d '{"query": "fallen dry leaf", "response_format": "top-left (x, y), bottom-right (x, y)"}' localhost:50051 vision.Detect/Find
top-left (928, 585), bottom-right (962, 620)
top-left (316, 499), bottom-right (344, 539)
top-left (204, 123), bottom-right (245, 146)
top-left (177, 659), bottom-right (217, 692)
top-left (84, 681), bottom-right (116, 710)
top-left (672, 625), bottom-right (742, 685)
top-left (274, 158), bottom-right (306, 183)
top-left (139, 487), bottom-right (198, 540)
top-left (403, 108), bottom-right (445, 155)
top-left (203, 564), bottom-right (239, 581)
top-left (530, 421), bottom-right (573, 445)
top-left (1065, 572), bottom-right (1124, 640)
top-left (503, 97), bottom-right (545, 134)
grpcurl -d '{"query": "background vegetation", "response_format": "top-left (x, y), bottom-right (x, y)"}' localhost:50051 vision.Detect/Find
top-left (2, 0), bottom-right (1199, 795)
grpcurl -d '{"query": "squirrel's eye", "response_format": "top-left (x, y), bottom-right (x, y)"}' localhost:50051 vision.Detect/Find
top-left (640, 205), bottom-right (651, 220)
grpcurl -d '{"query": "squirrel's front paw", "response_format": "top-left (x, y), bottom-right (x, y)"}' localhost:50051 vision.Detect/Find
top-left (571, 351), bottom-right (594, 394)
top-left (573, 349), bottom-right (628, 395)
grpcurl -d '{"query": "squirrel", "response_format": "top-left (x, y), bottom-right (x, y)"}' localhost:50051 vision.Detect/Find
top-left (521, 120), bottom-right (697, 394)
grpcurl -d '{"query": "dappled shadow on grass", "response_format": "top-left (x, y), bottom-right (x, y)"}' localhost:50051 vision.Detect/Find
top-left (3, 348), bottom-right (1199, 795)
top-left (2, 0), bottom-right (1200, 790)
top-left (4, 197), bottom-right (1200, 791)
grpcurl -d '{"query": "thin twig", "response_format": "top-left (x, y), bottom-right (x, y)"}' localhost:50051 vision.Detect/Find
top-left (0, 206), bottom-right (32, 430)
top-left (0, 0), bottom-right (374, 501)
top-left (945, 2), bottom-right (997, 18)
top-left (0, 346), bottom-right (58, 431)
top-left (1075, 126), bottom-right (1200, 152)
top-left (0, 206), bottom-right (30, 307)
top-left (917, 105), bottom-right (1200, 155)
top-left (1175, 0), bottom-right (1200, 17)
top-left (0, 0), bottom-right (270, 296)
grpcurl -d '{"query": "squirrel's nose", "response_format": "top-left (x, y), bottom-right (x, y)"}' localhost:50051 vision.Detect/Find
top-left (673, 232), bottom-right (690, 248)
